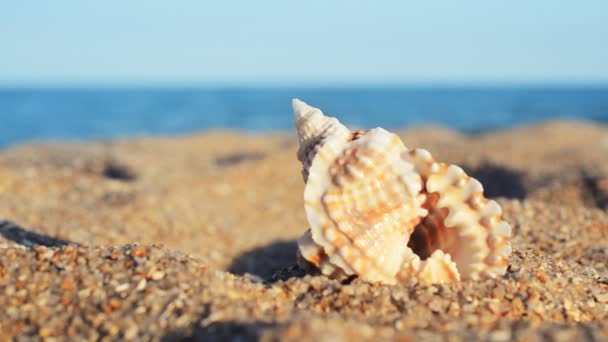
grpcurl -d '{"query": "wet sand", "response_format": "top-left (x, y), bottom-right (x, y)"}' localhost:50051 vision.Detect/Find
top-left (1, 121), bottom-right (607, 340)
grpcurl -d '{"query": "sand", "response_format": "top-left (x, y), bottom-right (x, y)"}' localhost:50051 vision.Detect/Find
top-left (0, 121), bottom-right (607, 341)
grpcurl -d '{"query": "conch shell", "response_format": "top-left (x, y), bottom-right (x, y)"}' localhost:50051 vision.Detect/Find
top-left (293, 99), bottom-right (512, 285)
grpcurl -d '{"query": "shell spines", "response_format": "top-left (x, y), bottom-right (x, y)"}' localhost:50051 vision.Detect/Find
top-left (294, 103), bottom-right (512, 285)
top-left (302, 129), bottom-right (426, 284)
top-left (406, 148), bottom-right (512, 280)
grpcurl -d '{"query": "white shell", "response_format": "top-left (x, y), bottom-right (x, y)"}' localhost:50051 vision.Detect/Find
top-left (405, 149), bottom-right (512, 281)
top-left (301, 128), bottom-right (427, 284)
top-left (293, 99), bottom-right (512, 285)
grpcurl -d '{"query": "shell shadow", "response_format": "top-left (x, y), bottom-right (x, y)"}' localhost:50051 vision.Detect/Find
top-left (0, 219), bottom-right (78, 248)
top-left (227, 239), bottom-right (305, 283)
top-left (464, 162), bottom-right (526, 199)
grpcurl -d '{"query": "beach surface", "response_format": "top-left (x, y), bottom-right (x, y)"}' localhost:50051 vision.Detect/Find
top-left (1, 121), bottom-right (608, 341)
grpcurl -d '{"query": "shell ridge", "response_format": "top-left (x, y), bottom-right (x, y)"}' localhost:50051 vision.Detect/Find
top-left (301, 129), bottom-right (426, 283)
top-left (295, 103), bottom-right (512, 285)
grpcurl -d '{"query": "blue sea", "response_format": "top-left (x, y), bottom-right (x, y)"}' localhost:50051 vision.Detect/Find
top-left (1, 85), bottom-right (607, 148)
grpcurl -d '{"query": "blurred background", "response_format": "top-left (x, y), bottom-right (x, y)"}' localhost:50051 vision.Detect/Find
top-left (1, 1), bottom-right (607, 147)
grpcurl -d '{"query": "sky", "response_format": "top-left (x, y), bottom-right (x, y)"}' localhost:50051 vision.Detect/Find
top-left (1, 1), bottom-right (608, 85)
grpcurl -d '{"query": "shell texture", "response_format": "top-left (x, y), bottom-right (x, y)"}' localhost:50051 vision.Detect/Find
top-left (293, 99), bottom-right (352, 182)
top-left (293, 99), bottom-right (512, 285)
top-left (404, 149), bottom-right (512, 282)
top-left (301, 128), bottom-right (427, 284)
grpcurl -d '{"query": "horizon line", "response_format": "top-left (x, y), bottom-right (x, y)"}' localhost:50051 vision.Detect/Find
top-left (1, 79), bottom-right (608, 89)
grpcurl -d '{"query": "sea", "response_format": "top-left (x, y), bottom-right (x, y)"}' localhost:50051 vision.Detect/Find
top-left (0, 85), bottom-right (607, 148)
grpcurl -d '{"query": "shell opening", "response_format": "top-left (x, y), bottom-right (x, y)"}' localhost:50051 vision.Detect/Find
top-left (407, 193), bottom-right (459, 261)
top-left (293, 103), bottom-right (512, 285)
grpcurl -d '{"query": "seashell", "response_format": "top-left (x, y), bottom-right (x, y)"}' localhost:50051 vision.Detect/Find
top-left (403, 149), bottom-right (512, 282)
top-left (293, 99), bottom-right (512, 285)
top-left (299, 126), bottom-right (427, 284)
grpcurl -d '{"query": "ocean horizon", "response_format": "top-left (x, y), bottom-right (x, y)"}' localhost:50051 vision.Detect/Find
top-left (1, 84), bottom-right (607, 148)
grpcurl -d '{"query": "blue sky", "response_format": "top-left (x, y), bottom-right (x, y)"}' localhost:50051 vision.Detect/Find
top-left (1, 1), bottom-right (607, 84)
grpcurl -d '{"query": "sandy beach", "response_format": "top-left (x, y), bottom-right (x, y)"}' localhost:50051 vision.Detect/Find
top-left (1, 121), bottom-right (608, 341)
